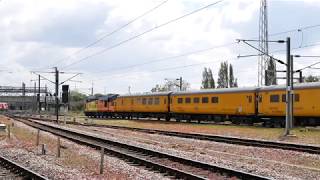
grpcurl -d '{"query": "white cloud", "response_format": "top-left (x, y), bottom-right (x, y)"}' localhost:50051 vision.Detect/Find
top-left (0, 0), bottom-right (319, 94)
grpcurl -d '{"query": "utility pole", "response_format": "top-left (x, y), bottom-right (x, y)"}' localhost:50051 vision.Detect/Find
top-left (290, 55), bottom-right (294, 128)
top-left (34, 82), bottom-right (36, 112)
top-left (55, 67), bottom-right (59, 123)
top-left (284, 37), bottom-right (292, 136)
top-left (91, 82), bottom-right (94, 96)
top-left (31, 68), bottom-right (81, 123)
top-left (38, 74), bottom-right (41, 114)
top-left (179, 77), bottom-right (182, 91)
top-left (44, 84), bottom-right (47, 111)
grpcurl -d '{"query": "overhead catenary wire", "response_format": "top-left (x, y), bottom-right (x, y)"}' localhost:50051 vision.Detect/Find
top-left (44, 0), bottom-right (169, 69)
top-left (85, 23), bottom-right (320, 77)
top-left (61, 0), bottom-right (225, 70)
top-left (91, 56), bottom-right (238, 81)
top-left (85, 39), bottom-right (320, 83)
top-left (92, 42), bottom-right (237, 74)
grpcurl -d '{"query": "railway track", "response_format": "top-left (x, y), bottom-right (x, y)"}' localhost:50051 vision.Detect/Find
top-left (0, 154), bottom-right (47, 180)
top-left (10, 115), bottom-right (269, 180)
top-left (19, 115), bottom-right (320, 155)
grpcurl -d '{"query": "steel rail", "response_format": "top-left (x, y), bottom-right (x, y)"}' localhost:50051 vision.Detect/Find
top-left (23, 115), bottom-right (320, 155)
top-left (0, 155), bottom-right (48, 180)
top-left (11, 116), bottom-right (269, 180)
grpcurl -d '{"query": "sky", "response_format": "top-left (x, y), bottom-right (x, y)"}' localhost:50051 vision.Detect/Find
top-left (0, 0), bottom-right (320, 95)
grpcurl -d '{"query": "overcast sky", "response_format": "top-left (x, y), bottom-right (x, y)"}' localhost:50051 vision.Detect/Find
top-left (0, 0), bottom-right (320, 95)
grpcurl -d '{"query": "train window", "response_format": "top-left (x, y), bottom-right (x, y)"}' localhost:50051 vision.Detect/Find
top-left (148, 98), bottom-right (153, 105)
top-left (270, 95), bottom-right (279, 103)
top-left (248, 96), bottom-right (252, 103)
top-left (211, 97), bottom-right (219, 103)
top-left (154, 98), bottom-right (160, 105)
top-left (202, 97), bottom-right (209, 103)
top-left (258, 95), bottom-right (262, 103)
top-left (121, 99), bottom-right (124, 105)
top-left (164, 98), bottom-right (166, 104)
top-left (282, 94), bottom-right (286, 102)
top-left (185, 97), bottom-right (191, 103)
top-left (104, 101), bottom-right (108, 107)
top-left (142, 98), bottom-right (147, 105)
top-left (178, 98), bottom-right (183, 104)
top-left (131, 99), bottom-right (134, 105)
top-left (137, 98), bottom-right (141, 104)
top-left (295, 94), bottom-right (300, 102)
top-left (193, 97), bottom-right (200, 103)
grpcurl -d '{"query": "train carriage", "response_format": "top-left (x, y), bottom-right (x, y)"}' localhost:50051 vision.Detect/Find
top-left (114, 92), bottom-right (171, 120)
top-left (170, 87), bottom-right (257, 123)
top-left (257, 82), bottom-right (320, 126)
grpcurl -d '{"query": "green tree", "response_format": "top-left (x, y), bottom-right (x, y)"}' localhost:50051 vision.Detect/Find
top-left (229, 64), bottom-right (234, 87)
top-left (217, 62), bottom-right (228, 88)
top-left (304, 75), bottom-right (320, 82)
top-left (217, 62), bottom-right (238, 88)
top-left (266, 58), bottom-right (277, 86)
top-left (201, 68), bottom-right (209, 89)
top-left (69, 90), bottom-right (87, 112)
top-left (207, 68), bottom-right (215, 88)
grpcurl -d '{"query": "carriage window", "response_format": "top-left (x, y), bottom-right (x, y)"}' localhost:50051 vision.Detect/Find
top-left (154, 98), bottom-right (160, 105)
top-left (142, 98), bottom-right (147, 105)
top-left (282, 94), bottom-right (286, 102)
top-left (270, 95), bottom-right (279, 103)
top-left (202, 97), bottom-right (209, 103)
top-left (248, 96), bottom-right (252, 103)
top-left (185, 97), bottom-right (191, 104)
top-left (211, 97), bottom-right (219, 103)
top-left (121, 99), bottom-right (124, 105)
top-left (178, 98), bottom-right (183, 104)
top-left (148, 98), bottom-right (153, 105)
top-left (295, 94), bottom-right (300, 102)
top-left (193, 97), bottom-right (200, 103)
top-left (258, 95), bottom-right (262, 103)
top-left (164, 98), bottom-right (166, 104)
top-left (104, 101), bottom-right (108, 107)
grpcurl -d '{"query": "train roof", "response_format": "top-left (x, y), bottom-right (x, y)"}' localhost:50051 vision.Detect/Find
top-left (86, 95), bottom-right (98, 102)
top-left (98, 94), bottom-right (119, 101)
top-left (258, 82), bottom-right (320, 91)
top-left (119, 92), bottom-right (171, 98)
top-left (172, 87), bottom-right (257, 95)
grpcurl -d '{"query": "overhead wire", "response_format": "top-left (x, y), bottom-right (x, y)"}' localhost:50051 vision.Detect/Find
top-left (60, 0), bottom-right (225, 70)
top-left (92, 42), bottom-right (237, 75)
top-left (85, 23), bottom-right (320, 77)
top-left (43, 0), bottom-right (169, 69)
top-left (92, 56), bottom-right (238, 81)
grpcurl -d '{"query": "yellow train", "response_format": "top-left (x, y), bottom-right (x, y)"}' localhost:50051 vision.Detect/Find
top-left (84, 82), bottom-right (320, 126)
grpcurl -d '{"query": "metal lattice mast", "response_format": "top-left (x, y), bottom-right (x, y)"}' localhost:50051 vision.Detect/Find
top-left (258, 0), bottom-right (271, 86)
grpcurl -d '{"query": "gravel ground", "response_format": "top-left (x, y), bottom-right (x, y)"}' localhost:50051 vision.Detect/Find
top-left (0, 116), bottom-right (170, 180)
top-left (59, 123), bottom-right (320, 180)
